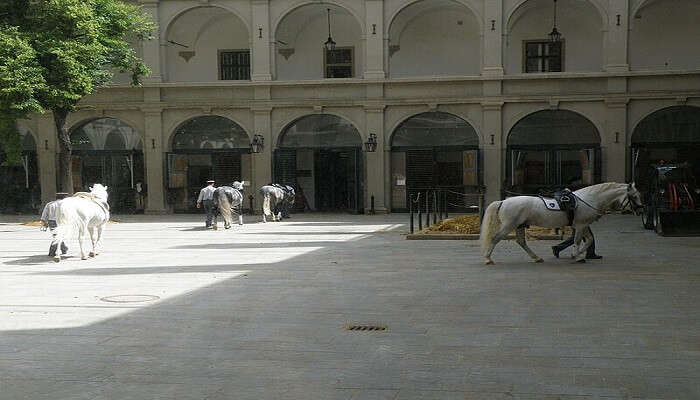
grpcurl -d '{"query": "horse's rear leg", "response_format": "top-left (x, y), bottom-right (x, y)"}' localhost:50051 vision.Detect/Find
top-left (93, 225), bottom-right (105, 257)
top-left (78, 225), bottom-right (88, 260)
top-left (88, 226), bottom-right (97, 257)
top-left (238, 206), bottom-right (243, 225)
top-left (484, 224), bottom-right (515, 265)
top-left (515, 227), bottom-right (543, 263)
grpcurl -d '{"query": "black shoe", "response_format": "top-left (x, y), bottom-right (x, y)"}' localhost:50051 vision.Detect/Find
top-left (586, 254), bottom-right (603, 260)
top-left (552, 246), bottom-right (560, 258)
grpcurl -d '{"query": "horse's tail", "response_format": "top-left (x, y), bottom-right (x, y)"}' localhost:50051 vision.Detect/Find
top-left (261, 190), bottom-right (271, 217)
top-left (480, 200), bottom-right (503, 256)
top-left (217, 191), bottom-right (233, 226)
top-left (55, 199), bottom-right (82, 244)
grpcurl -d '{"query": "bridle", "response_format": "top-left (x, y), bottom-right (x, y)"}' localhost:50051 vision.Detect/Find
top-left (572, 187), bottom-right (644, 215)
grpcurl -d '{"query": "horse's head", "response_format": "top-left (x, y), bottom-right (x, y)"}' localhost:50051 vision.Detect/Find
top-left (231, 181), bottom-right (244, 191)
top-left (626, 182), bottom-right (644, 215)
top-left (89, 183), bottom-right (109, 201)
top-left (285, 185), bottom-right (296, 206)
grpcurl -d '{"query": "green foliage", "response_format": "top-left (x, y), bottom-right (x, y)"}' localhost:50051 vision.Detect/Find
top-left (0, 0), bottom-right (155, 116)
top-left (0, 119), bottom-right (23, 167)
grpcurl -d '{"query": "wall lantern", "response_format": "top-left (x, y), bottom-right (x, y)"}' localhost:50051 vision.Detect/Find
top-left (324, 8), bottom-right (336, 51)
top-left (364, 133), bottom-right (378, 152)
top-left (250, 134), bottom-right (264, 153)
top-left (548, 0), bottom-right (562, 42)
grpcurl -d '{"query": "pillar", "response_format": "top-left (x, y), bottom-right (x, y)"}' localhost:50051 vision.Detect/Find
top-left (482, 0), bottom-right (504, 77)
top-left (252, 107), bottom-right (273, 212)
top-left (482, 102), bottom-right (504, 204)
top-left (365, 106), bottom-right (387, 213)
top-left (143, 108), bottom-right (166, 213)
top-left (140, 0), bottom-right (162, 83)
top-left (36, 114), bottom-right (57, 205)
top-left (604, 100), bottom-right (629, 182)
top-left (364, 0), bottom-right (385, 79)
top-left (251, 0), bottom-right (272, 81)
top-left (605, 0), bottom-right (629, 72)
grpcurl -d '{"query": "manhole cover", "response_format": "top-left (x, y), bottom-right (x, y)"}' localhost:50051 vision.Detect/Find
top-left (99, 295), bottom-right (160, 303)
top-left (344, 324), bottom-right (387, 332)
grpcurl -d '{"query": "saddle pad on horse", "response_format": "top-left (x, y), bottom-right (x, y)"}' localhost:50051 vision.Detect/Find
top-left (541, 197), bottom-right (561, 210)
top-left (539, 192), bottom-right (577, 225)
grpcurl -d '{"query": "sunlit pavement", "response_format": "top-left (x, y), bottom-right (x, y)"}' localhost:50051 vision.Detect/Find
top-left (1, 213), bottom-right (699, 399)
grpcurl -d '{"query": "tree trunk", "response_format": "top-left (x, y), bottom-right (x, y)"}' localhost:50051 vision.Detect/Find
top-left (54, 109), bottom-right (73, 194)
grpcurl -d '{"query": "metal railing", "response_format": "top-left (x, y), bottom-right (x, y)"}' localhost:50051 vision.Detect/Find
top-left (408, 188), bottom-right (485, 234)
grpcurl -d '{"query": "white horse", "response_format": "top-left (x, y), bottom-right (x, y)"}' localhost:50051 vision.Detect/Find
top-left (213, 181), bottom-right (245, 229)
top-left (51, 184), bottom-right (110, 262)
top-left (480, 183), bottom-right (643, 265)
top-left (260, 184), bottom-right (295, 223)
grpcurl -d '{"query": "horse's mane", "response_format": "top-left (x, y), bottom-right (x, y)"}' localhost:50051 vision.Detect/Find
top-left (575, 182), bottom-right (624, 197)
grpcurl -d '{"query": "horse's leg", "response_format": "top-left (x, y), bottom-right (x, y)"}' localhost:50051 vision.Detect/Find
top-left (238, 205), bottom-right (243, 225)
top-left (515, 226), bottom-right (543, 263)
top-left (484, 224), bottom-right (515, 265)
top-left (94, 224), bottom-right (105, 256)
top-left (572, 228), bottom-right (587, 263)
top-left (78, 224), bottom-right (88, 260)
top-left (88, 226), bottom-right (96, 257)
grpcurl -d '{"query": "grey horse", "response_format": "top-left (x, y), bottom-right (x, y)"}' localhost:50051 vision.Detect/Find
top-left (259, 184), bottom-right (295, 222)
top-left (213, 181), bottom-right (245, 229)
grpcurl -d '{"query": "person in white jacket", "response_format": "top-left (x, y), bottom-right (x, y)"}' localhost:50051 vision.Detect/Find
top-left (40, 192), bottom-right (69, 257)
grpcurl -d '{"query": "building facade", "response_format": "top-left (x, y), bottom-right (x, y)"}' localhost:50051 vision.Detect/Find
top-left (6, 0), bottom-right (700, 214)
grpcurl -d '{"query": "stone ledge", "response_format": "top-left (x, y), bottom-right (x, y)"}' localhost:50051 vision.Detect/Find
top-left (406, 233), bottom-right (563, 240)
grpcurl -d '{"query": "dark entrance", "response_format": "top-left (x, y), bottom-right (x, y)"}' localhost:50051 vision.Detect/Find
top-left (632, 106), bottom-right (700, 195)
top-left (70, 118), bottom-right (144, 213)
top-left (0, 127), bottom-right (41, 214)
top-left (167, 116), bottom-right (250, 213)
top-left (507, 110), bottom-right (601, 194)
top-left (276, 114), bottom-right (363, 213)
top-left (391, 112), bottom-right (480, 211)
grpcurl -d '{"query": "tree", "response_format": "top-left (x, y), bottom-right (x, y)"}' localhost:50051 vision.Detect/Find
top-left (0, 0), bottom-right (154, 193)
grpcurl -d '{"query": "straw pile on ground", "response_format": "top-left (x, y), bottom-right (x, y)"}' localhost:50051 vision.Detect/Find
top-left (423, 215), bottom-right (570, 239)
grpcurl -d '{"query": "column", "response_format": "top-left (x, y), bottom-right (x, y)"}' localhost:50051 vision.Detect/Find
top-left (252, 107), bottom-right (273, 212)
top-left (604, 100), bottom-right (628, 182)
top-left (482, 102), bottom-right (504, 204)
top-left (482, 0), bottom-right (504, 78)
top-left (251, 0), bottom-right (272, 81)
top-left (605, 0), bottom-right (629, 72)
top-left (364, 0), bottom-right (385, 79)
top-left (365, 106), bottom-right (387, 213)
top-left (140, 0), bottom-right (162, 83)
top-left (143, 109), bottom-right (166, 214)
top-left (36, 114), bottom-right (57, 205)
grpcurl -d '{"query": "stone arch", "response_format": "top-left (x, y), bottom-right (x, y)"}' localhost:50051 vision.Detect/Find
top-left (505, 0), bottom-right (607, 31)
top-left (164, 5), bottom-right (251, 82)
top-left (387, 0), bottom-right (482, 77)
top-left (632, 105), bottom-right (700, 145)
top-left (69, 118), bottom-right (143, 151)
top-left (277, 114), bottom-right (363, 148)
top-left (274, 2), bottom-right (364, 80)
top-left (169, 115), bottom-right (250, 151)
top-left (390, 111), bottom-right (480, 147)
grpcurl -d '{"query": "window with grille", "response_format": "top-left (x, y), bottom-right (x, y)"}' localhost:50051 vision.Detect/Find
top-left (219, 50), bottom-right (250, 80)
top-left (324, 47), bottom-right (353, 78)
top-left (523, 41), bottom-right (563, 73)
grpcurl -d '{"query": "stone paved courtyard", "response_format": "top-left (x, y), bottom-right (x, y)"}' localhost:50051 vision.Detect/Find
top-left (1, 213), bottom-right (699, 399)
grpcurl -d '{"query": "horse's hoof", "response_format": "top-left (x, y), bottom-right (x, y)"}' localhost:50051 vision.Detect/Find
top-left (81, 256), bottom-right (88, 260)
top-left (485, 259), bottom-right (495, 265)
top-left (575, 259), bottom-right (586, 264)
top-left (534, 258), bottom-right (544, 263)
top-left (89, 252), bottom-right (96, 257)
top-left (53, 256), bottom-right (61, 263)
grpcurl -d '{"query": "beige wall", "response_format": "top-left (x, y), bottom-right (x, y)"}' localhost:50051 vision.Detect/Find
top-left (21, 0), bottom-right (700, 212)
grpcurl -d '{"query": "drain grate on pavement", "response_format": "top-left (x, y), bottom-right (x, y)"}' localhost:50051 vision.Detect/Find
top-left (100, 295), bottom-right (160, 303)
top-left (344, 324), bottom-right (387, 332)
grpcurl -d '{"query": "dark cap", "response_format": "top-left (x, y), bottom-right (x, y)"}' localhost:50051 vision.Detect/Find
top-left (55, 192), bottom-right (69, 199)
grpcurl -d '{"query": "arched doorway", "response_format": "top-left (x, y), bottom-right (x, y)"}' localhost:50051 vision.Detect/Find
top-left (0, 125), bottom-right (40, 213)
top-left (70, 118), bottom-right (144, 213)
top-left (507, 110), bottom-right (601, 194)
top-left (167, 116), bottom-right (250, 212)
top-left (631, 106), bottom-right (700, 193)
top-left (388, 0), bottom-right (481, 77)
top-left (390, 112), bottom-right (480, 211)
top-left (276, 114), bottom-right (363, 213)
